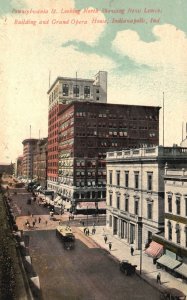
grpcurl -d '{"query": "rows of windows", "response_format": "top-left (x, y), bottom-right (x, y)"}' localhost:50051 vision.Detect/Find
top-left (62, 84), bottom-right (92, 98)
top-left (167, 194), bottom-right (187, 216)
top-left (109, 194), bottom-right (153, 219)
top-left (109, 170), bottom-right (153, 191)
top-left (167, 221), bottom-right (187, 246)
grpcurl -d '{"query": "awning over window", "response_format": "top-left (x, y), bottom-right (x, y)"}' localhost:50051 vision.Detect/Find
top-left (145, 241), bottom-right (163, 258)
top-left (175, 263), bottom-right (187, 278)
top-left (157, 255), bottom-right (181, 270)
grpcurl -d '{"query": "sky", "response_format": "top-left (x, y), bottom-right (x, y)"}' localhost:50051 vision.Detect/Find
top-left (0, 0), bottom-right (187, 163)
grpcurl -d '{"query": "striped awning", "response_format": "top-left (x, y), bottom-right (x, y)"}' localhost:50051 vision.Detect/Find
top-left (175, 263), bottom-right (187, 278)
top-left (157, 255), bottom-right (181, 270)
top-left (145, 241), bottom-right (163, 258)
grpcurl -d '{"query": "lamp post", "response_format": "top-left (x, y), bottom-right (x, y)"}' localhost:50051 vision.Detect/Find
top-left (87, 205), bottom-right (88, 227)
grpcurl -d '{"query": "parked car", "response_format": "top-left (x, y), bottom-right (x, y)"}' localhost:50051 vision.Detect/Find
top-left (160, 288), bottom-right (186, 300)
top-left (119, 260), bottom-right (137, 275)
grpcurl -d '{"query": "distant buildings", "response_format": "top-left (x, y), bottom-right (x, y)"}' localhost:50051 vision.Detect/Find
top-left (0, 163), bottom-right (14, 176)
top-left (15, 156), bottom-right (23, 177)
top-left (22, 138), bottom-right (39, 179)
top-left (21, 138), bottom-right (47, 187)
top-left (33, 138), bottom-right (48, 188)
top-left (56, 101), bottom-right (160, 211)
top-left (106, 146), bottom-right (187, 250)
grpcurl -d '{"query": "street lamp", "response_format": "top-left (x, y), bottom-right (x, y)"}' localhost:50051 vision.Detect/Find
top-left (87, 205), bottom-right (88, 227)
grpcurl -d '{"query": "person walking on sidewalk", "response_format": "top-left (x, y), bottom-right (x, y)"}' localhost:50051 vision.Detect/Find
top-left (109, 242), bottom-right (112, 251)
top-left (104, 235), bottom-right (107, 244)
top-left (130, 246), bottom-right (134, 256)
top-left (157, 272), bottom-right (161, 284)
top-left (38, 217), bottom-right (41, 223)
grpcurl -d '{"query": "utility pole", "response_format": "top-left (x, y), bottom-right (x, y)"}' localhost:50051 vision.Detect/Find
top-left (163, 92), bottom-right (165, 147)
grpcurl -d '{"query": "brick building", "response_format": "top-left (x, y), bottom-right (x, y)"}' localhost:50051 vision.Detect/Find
top-left (58, 101), bottom-right (160, 211)
top-left (47, 71), bottom-right (107, 191)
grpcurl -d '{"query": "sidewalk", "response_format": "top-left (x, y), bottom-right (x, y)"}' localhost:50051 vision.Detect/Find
top-left (82, 226), bottom-right (187, 296)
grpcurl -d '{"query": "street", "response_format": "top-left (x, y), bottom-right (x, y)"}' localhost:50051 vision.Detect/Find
top-left (10, 188), bottom-right (160, 300)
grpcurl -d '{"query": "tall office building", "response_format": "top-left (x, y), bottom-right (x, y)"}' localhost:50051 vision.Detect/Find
top-left (47, 71), bottom-right (107, 190)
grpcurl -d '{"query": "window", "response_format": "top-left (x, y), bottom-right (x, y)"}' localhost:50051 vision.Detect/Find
top-left (176, 197), bottom-right (181, 215)
top-left (176, 224), bottom-right (181, 244)
top-left (147, 172), bottom-right (153, 191)
top-left (109, 194), bottom-right (112, 207)
top-left (117, 196), bottom-right (120, 209)
top-left (116, 171), bottom-right (120, 186)
top-left (109, 171), bottom-right (113, 185)
top-left (62, 84), bottom-right (69, 96)
top-left (125, 197), bottom-right (129, 212)
top-left (84, 86), bottom-right (90, 98)
top-left (168, 221), bottom-right (172, 240)
top-left (125, 171), bottom-right (129, 188)
top-left (73, 85), bottom-right (79, 97)
top-left (147, 203), bottom-right (152, 219)
top-left (134, 172), bottom-right (139, 189)
top-left (168, 195), bottom-right (172, 213)
top-left (185, 227), bottom-right (187, 247)
top-left (185, 198), bottom-right (187, 217)
top-left (134, 200), bottom-right (139, 215)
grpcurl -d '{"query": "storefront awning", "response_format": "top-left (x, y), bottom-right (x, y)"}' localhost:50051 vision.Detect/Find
top-left (175, 263), bottom-right (187, 278)
top-left (145, 241), bottom-right (163, 258)
top-left (157, 255), bottom-right (181, 270)
top-left (98, 201), bottom-right (106, 209)
top-left (76, 202), bottom-right (97, 210)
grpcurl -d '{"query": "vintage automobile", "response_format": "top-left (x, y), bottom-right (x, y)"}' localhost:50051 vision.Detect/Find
top-left (160, 288), bottom-right (186, 300)
top-left (119, 260), bottom-right (137, 275)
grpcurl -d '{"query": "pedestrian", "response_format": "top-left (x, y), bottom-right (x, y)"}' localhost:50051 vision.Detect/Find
top-left (69, 215), bottom-right (71, 221)
top-left (109, 242), bottom-right (112, 251)
top-left (32, 221), bottom-right (35, 227)
top-left (157, 272), bottom-right (161, 284)
top-left (82, 221), bottom-right (85, 227)
top-left (130, 246), bottom-right (134, 256)
top-left (87, 229), bottom-right (90, 236)
top-left (104, 235), bottom-right (107, 244)
top-left (38, 217), bottom-right (41, 223)
top-left (45, 220), bottom-right (48, 226)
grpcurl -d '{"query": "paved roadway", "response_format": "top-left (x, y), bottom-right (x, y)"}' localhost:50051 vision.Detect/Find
top-left (10, 188), bottom-right (160, 300)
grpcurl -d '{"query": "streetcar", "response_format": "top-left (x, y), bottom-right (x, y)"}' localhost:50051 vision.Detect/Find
top-left (56, 225), bottom-right (75, 250)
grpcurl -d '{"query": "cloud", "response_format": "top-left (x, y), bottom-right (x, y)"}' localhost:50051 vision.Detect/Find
top-left (0, 0), bottom-right (115, 162)
top-left (112, 24), bottom-right (187, 74)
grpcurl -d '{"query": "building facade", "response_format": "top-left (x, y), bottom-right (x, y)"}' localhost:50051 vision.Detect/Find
top-left (106, 146), bottom-right (187, 250)
top-left (33, 138), bottom-right (48, 188)
top-left (15, 156), bottom-right (23, 177)
top-left (22, 138), bottom-right (38, 179)
top-left (47, 71), bottom-right (107, 191)
top-left (57, 101), bottom-right (160, 210)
